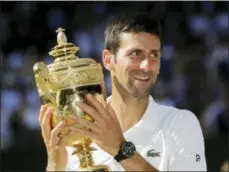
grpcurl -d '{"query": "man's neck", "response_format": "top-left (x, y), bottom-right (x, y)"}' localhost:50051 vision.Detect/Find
top-left (109, 88), bottom-right (149, 133)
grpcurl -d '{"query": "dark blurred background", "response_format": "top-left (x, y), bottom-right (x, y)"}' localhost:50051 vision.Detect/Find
top-left (1, 1), bottom-right (228, 172)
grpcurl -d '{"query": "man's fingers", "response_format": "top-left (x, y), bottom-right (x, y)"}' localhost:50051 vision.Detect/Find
top-left (50, 120), bottom-right (67, 146)
top-left (69, 115), bottom-right (101, 132)
top-left (85, 94), bottom-right (108, 118)
top-left (76, 102), bottom-right (104, 122)
top-left (107, 103), bottom-right (118, 121)
top-left (39, 105), bottom-right (48, 124)
top-left (41, 108), bottom-right (52, 142)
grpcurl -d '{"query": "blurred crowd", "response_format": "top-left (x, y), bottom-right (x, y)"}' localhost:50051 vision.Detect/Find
top-left (1, 1), bottom-right (228, 171)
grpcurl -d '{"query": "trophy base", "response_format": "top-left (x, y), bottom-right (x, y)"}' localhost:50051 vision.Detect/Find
top-left (81, 165), bottom-right (109, 172)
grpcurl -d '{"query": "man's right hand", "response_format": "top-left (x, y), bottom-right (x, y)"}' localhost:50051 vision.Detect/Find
top-left (39, 105), bottom-right (77, 171)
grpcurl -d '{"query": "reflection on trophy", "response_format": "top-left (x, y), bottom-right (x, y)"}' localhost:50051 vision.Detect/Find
top-left (33, 28), bottom-right (109, 171)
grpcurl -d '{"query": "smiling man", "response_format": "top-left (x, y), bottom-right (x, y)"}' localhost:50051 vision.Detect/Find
top-left (39, 12), bottom-right (207, 171)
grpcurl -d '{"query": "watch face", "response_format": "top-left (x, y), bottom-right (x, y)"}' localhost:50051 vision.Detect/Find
top-left (121, 142), bottom-right (136, 157)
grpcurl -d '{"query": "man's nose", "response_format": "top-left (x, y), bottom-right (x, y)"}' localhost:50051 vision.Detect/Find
top-left (139, 58), bottom-right (152, 72)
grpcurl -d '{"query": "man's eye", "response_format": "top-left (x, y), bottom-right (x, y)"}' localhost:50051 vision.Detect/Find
top-left (129, 51), bottom-right (142, 58)
top-left (150, 52), bottom-right (160, 59)
top-left (130, 51), bottom-right (139, 56)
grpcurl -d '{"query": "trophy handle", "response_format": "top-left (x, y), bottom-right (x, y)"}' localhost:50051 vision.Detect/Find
top-left (33, 62), bottom-right (57, 107)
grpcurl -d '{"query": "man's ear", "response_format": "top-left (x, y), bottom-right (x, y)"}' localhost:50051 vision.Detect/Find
top-left (102, 49), bottom-right (114, 71)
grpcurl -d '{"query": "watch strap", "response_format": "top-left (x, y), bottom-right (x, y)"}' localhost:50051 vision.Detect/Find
top-left (114, 150), bottom-right (124, 162)
top-left (114, 141), bottom-right (136, 162)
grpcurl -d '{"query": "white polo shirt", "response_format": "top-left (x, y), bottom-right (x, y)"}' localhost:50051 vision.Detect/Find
top-left (65, 95), bottom-right (207, 171)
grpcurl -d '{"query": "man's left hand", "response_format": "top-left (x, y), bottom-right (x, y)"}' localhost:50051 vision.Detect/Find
top-left (70, 94), bottom-right (125, 156)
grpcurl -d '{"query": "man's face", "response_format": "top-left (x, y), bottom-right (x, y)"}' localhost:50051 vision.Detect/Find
top-left (111, 32), bottom-right (161, 99)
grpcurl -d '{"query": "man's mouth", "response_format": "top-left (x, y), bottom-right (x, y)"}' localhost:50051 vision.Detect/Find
top-left (133, 76), bottom-right (151, 82)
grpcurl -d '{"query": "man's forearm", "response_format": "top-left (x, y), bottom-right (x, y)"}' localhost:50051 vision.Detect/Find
top-left (120, 152), bottom-right (159, 171)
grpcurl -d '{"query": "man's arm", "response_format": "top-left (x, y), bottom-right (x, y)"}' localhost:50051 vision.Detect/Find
top-left (71, 95), bottom-right (159, 171)
top-left (168, 110), bottom-right (207, 171)
top-left (119, 152), bottom-right (158, 171)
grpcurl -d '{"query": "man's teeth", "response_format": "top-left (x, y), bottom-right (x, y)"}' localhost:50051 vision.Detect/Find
top-left (134, 76), bottom-right (150, 80)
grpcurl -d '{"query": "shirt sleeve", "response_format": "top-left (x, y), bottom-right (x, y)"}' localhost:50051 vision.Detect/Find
top-left (168, 110), bottom-right (207, 171)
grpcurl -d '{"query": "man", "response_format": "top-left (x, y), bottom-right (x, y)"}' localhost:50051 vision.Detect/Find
top-left (39, 12), bottom-right (207, 171)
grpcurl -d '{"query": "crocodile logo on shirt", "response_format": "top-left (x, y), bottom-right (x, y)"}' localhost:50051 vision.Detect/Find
top-left (147, 149), bottom-right (161, 157)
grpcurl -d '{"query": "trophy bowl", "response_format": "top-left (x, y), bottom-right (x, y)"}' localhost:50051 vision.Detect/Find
top-left (33, 28), bottom-right (109, 171)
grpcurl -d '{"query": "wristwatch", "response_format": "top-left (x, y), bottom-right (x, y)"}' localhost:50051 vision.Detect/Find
top-left (114, 141), bottom-right (136, 162)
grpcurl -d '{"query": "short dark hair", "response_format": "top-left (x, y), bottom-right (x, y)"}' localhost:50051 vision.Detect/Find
top-left (104, 12), bottom-right (162, 55)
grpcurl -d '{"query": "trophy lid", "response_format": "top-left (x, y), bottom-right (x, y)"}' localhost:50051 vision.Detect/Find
top-left (49, 28), bottom-right (80, 59)
top-left (48, 28), bottom-right (97, 69)
top-left (46, 28), bottom-right (104, 90)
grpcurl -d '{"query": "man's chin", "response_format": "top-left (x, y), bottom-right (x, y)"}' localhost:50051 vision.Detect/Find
top-left (130, 89), bottom-right (151, 99)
